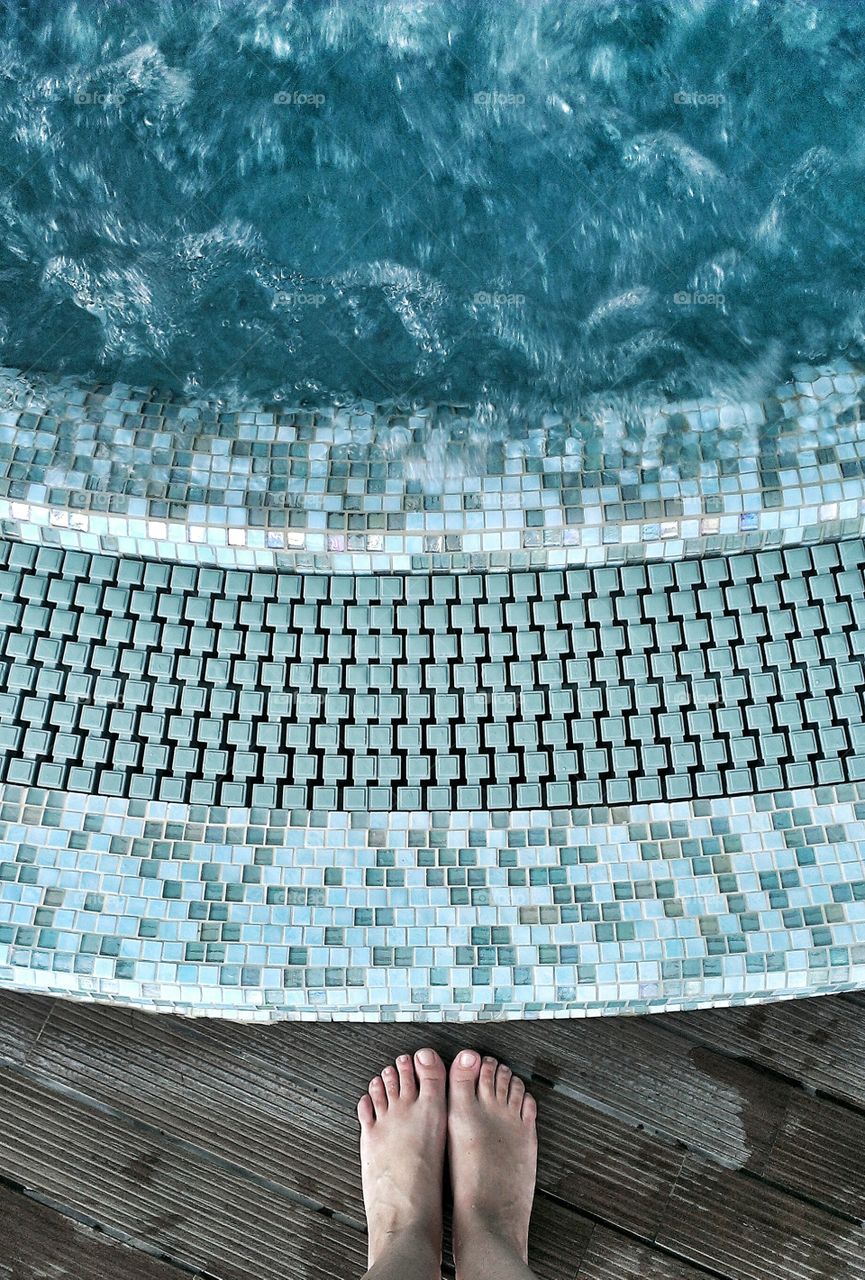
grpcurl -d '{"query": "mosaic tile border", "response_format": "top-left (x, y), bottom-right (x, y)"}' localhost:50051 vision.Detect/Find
top-left (1, 360), bottom-right (865, 571)
top-left (1, 535), bottom-right (863, 815)
top-left (1, 784), bottom-right (864, 1020)
top-left (2, 360), bottom-right (865, 1018)
top-left (2, 973), bottom-right (863, 1023)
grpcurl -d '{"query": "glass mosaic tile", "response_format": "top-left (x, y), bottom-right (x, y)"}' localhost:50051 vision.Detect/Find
top-left (0, 363), bottom-right (864, 1018)
top-left (0, 360), bottom-right (864, 572)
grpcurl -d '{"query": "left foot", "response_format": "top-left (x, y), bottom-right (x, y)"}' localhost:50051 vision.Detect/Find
top-left (357, 1048), bottom-right (447, 1267)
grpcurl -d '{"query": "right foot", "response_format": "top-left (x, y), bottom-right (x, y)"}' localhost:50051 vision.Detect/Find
top-left (447, 1049), bottom-right (538, 1265)
top-left (357, 1048), bottom-right (448, 1268)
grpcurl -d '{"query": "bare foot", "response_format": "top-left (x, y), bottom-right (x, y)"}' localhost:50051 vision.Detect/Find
top-left (447, 1050), bottom-right (538, 1267)
top-left (357, 1047), bottom-right (447, 1269)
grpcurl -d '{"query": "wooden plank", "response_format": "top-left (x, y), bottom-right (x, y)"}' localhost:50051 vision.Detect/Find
top-left (180, 1007), bottom-right (792, 1172)
top-left (6, 992), bottom-right (865, 1280)
top-left (135, 1006), bottom-right (865, 1230)
top-left (657, 1155), bottom-right (865, 1280)
top-left (759, 1090), bottom-right (865, 1220)
top-left (0, 1069), bottom-right (369, 1280)
top-left (188, 1011), bottom-right (785, 1166)
top-left (0, 1060), bottom-right (608, 1280)
top-left (0, 989), bottom-right (51, 1065)
top-left (21, 1001), bottom-right (367, 1221)
top-left (157, 1010), bottom-right (776, 1172)
top-left (0, 1158), bottom-right (609, 1280)
top-left (0, 1181), bottom-right (187, 1280)
top-left (532, 1082), bottom-right (683, 1238)
top-left (576, 1225), bottom-right (717, 1279)
top-left (22, 1002), bottom-right (685, 1239)
top-left (433, 1017), bottom-right (788, 1168)
top-left (518, 1196), bottom-right (593, 1280)
top-left (662, 995), bottom-right (865, 1108)
top-left (18, 997), bottom-right (865, 1245)
top-left (10, 992), bottom-right (846, 1190)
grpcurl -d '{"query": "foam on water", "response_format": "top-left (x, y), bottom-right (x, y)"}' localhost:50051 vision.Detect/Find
top-left (4, 4), bottom-right (865, 1024)
top-left (1, 0), bottom-right (864, 438)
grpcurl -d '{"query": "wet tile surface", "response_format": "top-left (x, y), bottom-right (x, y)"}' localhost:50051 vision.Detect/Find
top-left (1, 359), bottom-right (865, 570)
top-left (0, 365), bottom-right (864, 1017)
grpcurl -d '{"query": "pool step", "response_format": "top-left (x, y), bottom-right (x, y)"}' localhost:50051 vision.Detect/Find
top-left (0, 533), bottom-right (864, 1018)
top-left (0, 537), bottom-right (862, 813)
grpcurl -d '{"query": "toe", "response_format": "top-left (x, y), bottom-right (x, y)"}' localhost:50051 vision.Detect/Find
top-left (509, 1076), bottom-right (526, 1111)
top-left (357, 1093), bottom-right (375, 1127)
top-left (369, 1075), bottom-right (387, 1118)
top-left (479, 1055), bottom-right (498, 1101)
top-left (396, 1053), bottom-right (418, 1100)
top-left (449, 1048), bottom-right (482, 1100)
top-left (382, 1064), bottom-right (400, 1101)
top-left (495, 1063), bottom-right (512, 1102)
top-left (522, 1091), bottom-right (538, 1125)
top-left (414, 1047), bottom-right (446, 1096)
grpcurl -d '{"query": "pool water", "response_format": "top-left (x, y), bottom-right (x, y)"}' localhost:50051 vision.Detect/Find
top-left (1, 0), bottom-right (865, 432)
top-left (2, 2), bottom-right (865, 1023)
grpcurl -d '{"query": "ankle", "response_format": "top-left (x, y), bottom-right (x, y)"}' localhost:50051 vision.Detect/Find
top-left (453, 1210), bottom-right (529, 1268)
top-left (368, 1221), bottom-right (442, 1270)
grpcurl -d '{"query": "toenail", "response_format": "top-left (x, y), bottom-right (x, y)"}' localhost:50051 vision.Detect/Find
top-left (398, 1054), bottom-right (411, 1064)
top-left (459, 1051), bottom-right (477, 1067)
top-left (417, 1048), bottom-right (434, 1065)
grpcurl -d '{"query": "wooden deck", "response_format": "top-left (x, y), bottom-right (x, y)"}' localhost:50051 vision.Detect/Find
top-left (2, 992), bottom-right (865, 1280)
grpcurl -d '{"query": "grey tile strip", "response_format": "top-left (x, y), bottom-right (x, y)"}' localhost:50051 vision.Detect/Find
top-left (0, 359), bottom-right (864, 570)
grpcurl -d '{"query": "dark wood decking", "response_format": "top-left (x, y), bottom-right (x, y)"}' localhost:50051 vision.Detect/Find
top-left (2, 991), bottom-right (865, 1280)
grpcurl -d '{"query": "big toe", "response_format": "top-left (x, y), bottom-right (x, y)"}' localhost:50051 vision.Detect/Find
top-left (449, 1048), bottom-right (482, 1102)
top-left (414, 1046), bottom-right (447, 1095)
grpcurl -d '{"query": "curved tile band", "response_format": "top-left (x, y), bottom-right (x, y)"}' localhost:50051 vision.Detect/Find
top-left (0, 784), bottom-right (863, 1020)
top-left (0, 359), bottom-right (864, 571)
top-left (0, 362), bottom-right (864, 1017)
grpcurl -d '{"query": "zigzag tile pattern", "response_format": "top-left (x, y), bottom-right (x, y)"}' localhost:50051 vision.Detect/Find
top-left (1, 364), bottom-right (865, 1017)
top-left (0, 540), bottom-right (863, 812)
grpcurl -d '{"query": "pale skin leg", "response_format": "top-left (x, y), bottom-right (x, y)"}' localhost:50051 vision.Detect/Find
top-left (356, 1047), bottom-right (539, 1280)
top-left (447, 1049), bottom-right (538, 1280)
top-left (357, 1047), bottom-right (447, 1280)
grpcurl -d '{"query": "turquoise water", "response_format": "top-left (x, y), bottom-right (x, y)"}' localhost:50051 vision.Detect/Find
top-left (1, 0), bottom-right (865, 424)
